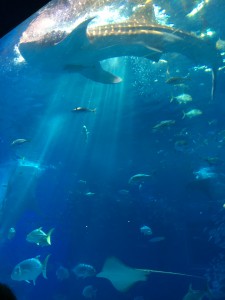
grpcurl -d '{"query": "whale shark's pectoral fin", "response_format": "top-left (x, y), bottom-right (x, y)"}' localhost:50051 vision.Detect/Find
top-left (142, 44), bottom-right (163, 62)
top-left (145, 51), bottom-right (162, 62)
top-left (64, 63), bottom-right (122, 84)
top-left (80, 63), bottom-right (122, 83)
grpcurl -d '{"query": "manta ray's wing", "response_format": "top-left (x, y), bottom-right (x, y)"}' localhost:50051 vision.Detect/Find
top-left (96, 257), bottom-right (203, 293)
top-left (96, 257), bottom-right (149, 292)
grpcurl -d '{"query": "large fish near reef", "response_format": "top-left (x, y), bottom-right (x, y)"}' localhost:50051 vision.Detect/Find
top-left (19, 15), bottom-right (222, 99)
top-left (11, 255), bottom-right (50, 285)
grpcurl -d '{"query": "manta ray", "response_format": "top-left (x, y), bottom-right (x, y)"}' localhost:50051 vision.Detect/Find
top-left (19, 17), bottom-right (223, 99)
top-left (96, 257), bottom-right (203, 292)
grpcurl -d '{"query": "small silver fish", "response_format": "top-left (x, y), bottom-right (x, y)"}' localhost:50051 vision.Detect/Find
top-left (72, 263), bottom-right (96, 278)
top-left (72, 107), bottom-right (96, 113)
top-left (182, 109), bottom-right (202, 119)
top-left (82, 125), bottom-right (89, 143)
top-left (129, 174), bottom-right (151, 184)
top-left (166, 75), bottom-right (190, 85)
top-left (26, 227), bottom-right (54, 247)
top-left (82, 285), bottom-right (97, 299)
top-left (193, 167), bottom-right (216, 180)
top-left (140, 225), bottom-right (152, 236)
top-left (149, 236), bottom-right (165, 243)
top-left (11, 138), bottom-right (30, 146)
top-left (216, 38), bottom-right (225, 51)
top-left (11, 255), bottom-right (50, 285)
top-left (8, 227), bottom-right (16, 240)
top-left (153, 120), bottom-right (176, 130)
top-left (172, 94), bottom-right (192, 104)
top-left (204, 156), bottom-right (222, 166)
top-left (56, 266), bottom-right (70, 281)
top-left (85, 192), bottom-right (95, 196)
top-left (118, 189), bottom-right (129, 195)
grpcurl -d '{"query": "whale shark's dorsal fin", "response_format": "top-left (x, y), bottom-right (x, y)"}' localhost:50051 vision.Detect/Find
top-left (59, 17), bottom-right (121, 84)
top-left (129, 1), bottom-right (156, 25)
top-left (60, 17), bottom-right (96, 49)
top-left (62, 17), bottom-right (122, 84)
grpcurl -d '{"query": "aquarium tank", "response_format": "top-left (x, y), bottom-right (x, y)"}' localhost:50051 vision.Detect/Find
top-left (1, 0), bottom-right (225, 299)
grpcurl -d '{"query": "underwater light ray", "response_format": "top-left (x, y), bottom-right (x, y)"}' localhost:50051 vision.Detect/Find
top-left (83, 77), bottom-right (124, 159)
top-left (0, 165), bottom-right (40, 238)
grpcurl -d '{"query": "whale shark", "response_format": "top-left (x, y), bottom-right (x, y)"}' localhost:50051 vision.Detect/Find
top-left (19, 17), bottom-right (223, 99)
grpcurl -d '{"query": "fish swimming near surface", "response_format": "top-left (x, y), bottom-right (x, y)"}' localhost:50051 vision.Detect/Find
top-left (11, 254), bottom-right (50, 285)
top-left (26, 227), bottom-right (55, 246)
top-left (18, 10), bottom-right (223, 100)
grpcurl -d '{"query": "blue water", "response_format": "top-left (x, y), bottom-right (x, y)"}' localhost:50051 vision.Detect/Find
top-left (1, 1), bottom-right (225, 299)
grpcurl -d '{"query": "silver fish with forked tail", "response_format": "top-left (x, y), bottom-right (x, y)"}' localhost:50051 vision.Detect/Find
top-left (11, 254), bottom-right (51, 285)
top-left (26, 227), bottom-right (55, 246)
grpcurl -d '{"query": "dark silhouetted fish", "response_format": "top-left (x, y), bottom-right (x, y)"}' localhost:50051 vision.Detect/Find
top-left (72, 107), bottom-right (96, 112)
top-left (166, 75), bottom-right (191, 85)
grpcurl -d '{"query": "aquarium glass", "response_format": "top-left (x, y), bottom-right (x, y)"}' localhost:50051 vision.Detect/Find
top-left (0, 0), bottom-right (225, 299)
